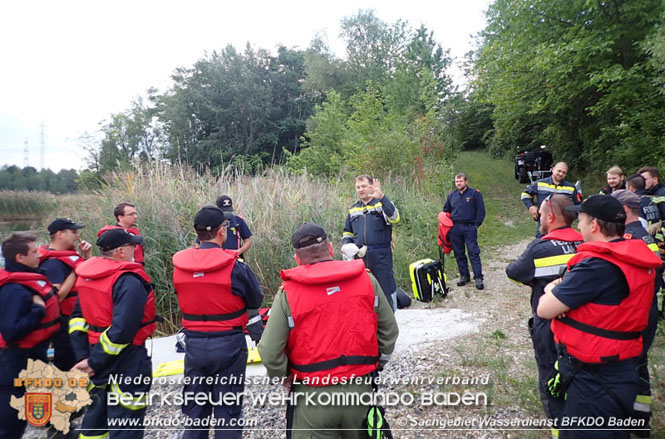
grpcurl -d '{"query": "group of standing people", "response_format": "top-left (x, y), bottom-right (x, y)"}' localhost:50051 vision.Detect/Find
top-left (0, 177), bottom-right (402, 439)
top-left (509, 161), bottom-right (665, 438)
top-left (3, 160), bottom-right (664, 438)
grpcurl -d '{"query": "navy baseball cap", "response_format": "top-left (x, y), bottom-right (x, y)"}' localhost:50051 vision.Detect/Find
top-left (96, 228), bottom-right (143, 251)
top-left (48, 218), bottom-right (85, 234)
top-left (566, 194), bottom-right (626, 223)
top-left (216, 195), bottom-right (234, 212)
top-left (194, 205), bottom-right (233, 231)
top-left (291, 222), bottom-right (328, 249)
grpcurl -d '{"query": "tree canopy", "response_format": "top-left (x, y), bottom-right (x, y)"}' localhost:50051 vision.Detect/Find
top-left (474, 0), bottom-right (665, 171)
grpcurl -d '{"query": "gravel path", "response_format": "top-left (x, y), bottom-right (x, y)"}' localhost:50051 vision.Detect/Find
top-left (29, 240), bottom-right (548, 439)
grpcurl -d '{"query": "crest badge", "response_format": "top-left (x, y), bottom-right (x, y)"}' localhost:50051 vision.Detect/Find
top-left (25, 393), bottom-right (52, 427)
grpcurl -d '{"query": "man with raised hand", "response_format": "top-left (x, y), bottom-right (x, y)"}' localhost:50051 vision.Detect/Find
top-left (38, 217), bottom-right (91, 372)
top-left (342, 175), bottom-right (400, 310)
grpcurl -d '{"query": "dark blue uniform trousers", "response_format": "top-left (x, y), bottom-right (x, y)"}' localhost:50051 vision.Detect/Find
top-left (560, 358), bottom-right (638, 439)
top-left (529, 316), bottom-right (564, 422)
top-left (362, 246), bottom-right (397, 310)
top-left (633, 295), bottom-right (659, 432)
top-left (79, 345), bottom-right (152, 439)
top-left (0, 348), bottom-right (29, 439)
top-left (53, 316), bottom-right (77, 371)
top-left (183, 332), bottom-right (247, 439)
top-left (0, 343), bottom-right (48, 439)
top-left (450, 224), bottom-right (483, 280)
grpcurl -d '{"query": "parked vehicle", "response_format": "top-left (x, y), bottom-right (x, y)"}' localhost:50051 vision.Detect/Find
top-left (514, 146), bottom-right (553, 184)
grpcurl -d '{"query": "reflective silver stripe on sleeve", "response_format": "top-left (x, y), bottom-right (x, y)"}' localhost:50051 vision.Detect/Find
top-left (247, 315), bottom-right (262, 325)
top-left (287, 316), bottom-right (295, 328)
top-left (534, 265), bottom-right (567, 278)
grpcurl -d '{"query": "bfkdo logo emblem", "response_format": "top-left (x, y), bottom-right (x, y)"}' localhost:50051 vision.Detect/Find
top-left (25, 393), bottom-right (52, 427)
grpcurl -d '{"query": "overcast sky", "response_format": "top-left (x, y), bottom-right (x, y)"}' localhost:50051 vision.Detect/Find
top-left (0, 0), bottom-right (489, 172)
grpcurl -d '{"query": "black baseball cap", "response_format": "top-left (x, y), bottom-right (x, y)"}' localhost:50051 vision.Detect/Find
top-left (48, 218), bottom-right (85, 234)
top-left (96, 228), bottom-right (144, 252)
top-left (216, 195), bottom-right (234, 212)
top-left (194, 205), bottom-right (233, 231)
top-left (566, 194), bottom-right (626, 223)
top-left (291, 222), bottom-right (328, 249)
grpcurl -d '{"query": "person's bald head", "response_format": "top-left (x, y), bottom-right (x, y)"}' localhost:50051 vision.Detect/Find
top-left (539, 194), bottom-right (576, 235)
top-left (551, 162), bottom-right (569, 184)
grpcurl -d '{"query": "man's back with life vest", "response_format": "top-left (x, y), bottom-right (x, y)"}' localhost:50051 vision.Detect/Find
top-left (172, 205), bottom-right (264, 439)
top-left (259, 222), bottom-right (399, 439)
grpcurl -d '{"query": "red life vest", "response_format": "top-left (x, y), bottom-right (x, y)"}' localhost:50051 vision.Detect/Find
top-left (75, 258), bottom-right (156, 346)
top-left (551, 239), bottom-right (661, 363)
top-left (0, 270), bottom-right (61, 349)
top-left (281, 259), bottom-right (379, 385)
top-left (97, 225), bottom-right (144, 263)
top-left (437, 212), bottom-right (454, 254)
top-left (38, 245), bottom-right (84, 316)
top-left (172, 247), bottom-right (247, 331)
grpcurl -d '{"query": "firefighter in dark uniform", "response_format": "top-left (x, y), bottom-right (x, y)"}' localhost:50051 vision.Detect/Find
top-left (70, 228), bottom-right (156, 439)
top-left (172, 206), bottom-right (264, 439)
top-left (444, 172), bottom-right (486, 289)
top-left (0, 233), bottom-right (60, 439)
top-left (626, 174), bottom-right (661, 225)
top-left (612, 190), bottom-right (662, 437)
top-left (216, 195), bottom-right (253, 256)
top-left (38, 218), bottom-right (92, 372)
top-left (639, 166), bottom-right (665, 220)
top-left (97, 202), bottom-right (145, 265)
top-left (538, 195), bottom-right (662, 439)
top-left (342, 175), bottom-right (400, 310)
top-left (521, 162), bottom-right (582, 237)
top-left (506, 195), bottom-right (582, 436)
top-left (258, 222), bottom-right (398, 439)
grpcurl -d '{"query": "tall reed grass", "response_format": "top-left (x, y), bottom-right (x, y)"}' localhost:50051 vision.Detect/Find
top-left (0, 190), bottom-right (57, 220)
top-left (52, 161), bottom-right (452, 333)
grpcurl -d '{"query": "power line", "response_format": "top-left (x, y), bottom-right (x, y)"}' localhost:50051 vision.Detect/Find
top-left (23, 138), bottom-right (29, 167)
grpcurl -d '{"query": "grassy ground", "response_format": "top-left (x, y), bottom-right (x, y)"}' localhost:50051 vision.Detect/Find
top-left (454, 150), bottom-right (535, 250)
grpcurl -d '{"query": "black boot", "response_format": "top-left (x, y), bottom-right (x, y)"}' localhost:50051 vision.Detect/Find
top-left (456, 277), bottom-right (470, 287)
top-left (475, 279), bottom-right (484, 290)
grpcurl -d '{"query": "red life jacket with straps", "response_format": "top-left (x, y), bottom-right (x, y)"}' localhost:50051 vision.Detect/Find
top-left (0, 270), bottom-right (61, 348)
top-left (172, 247), bottom-right (248, 331)
top-left (37, 245), bottom-right (84, 316)
top-left (281, 259), bottom-right (379, 385)
top-left (437, 212), bottom-right (454, 254)
top-left (551, 239), bottom-right (661, 363)
top-left (97, 225), bottom-right (144, 263)
top-left (74, 258), bottom-right (156, 346)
